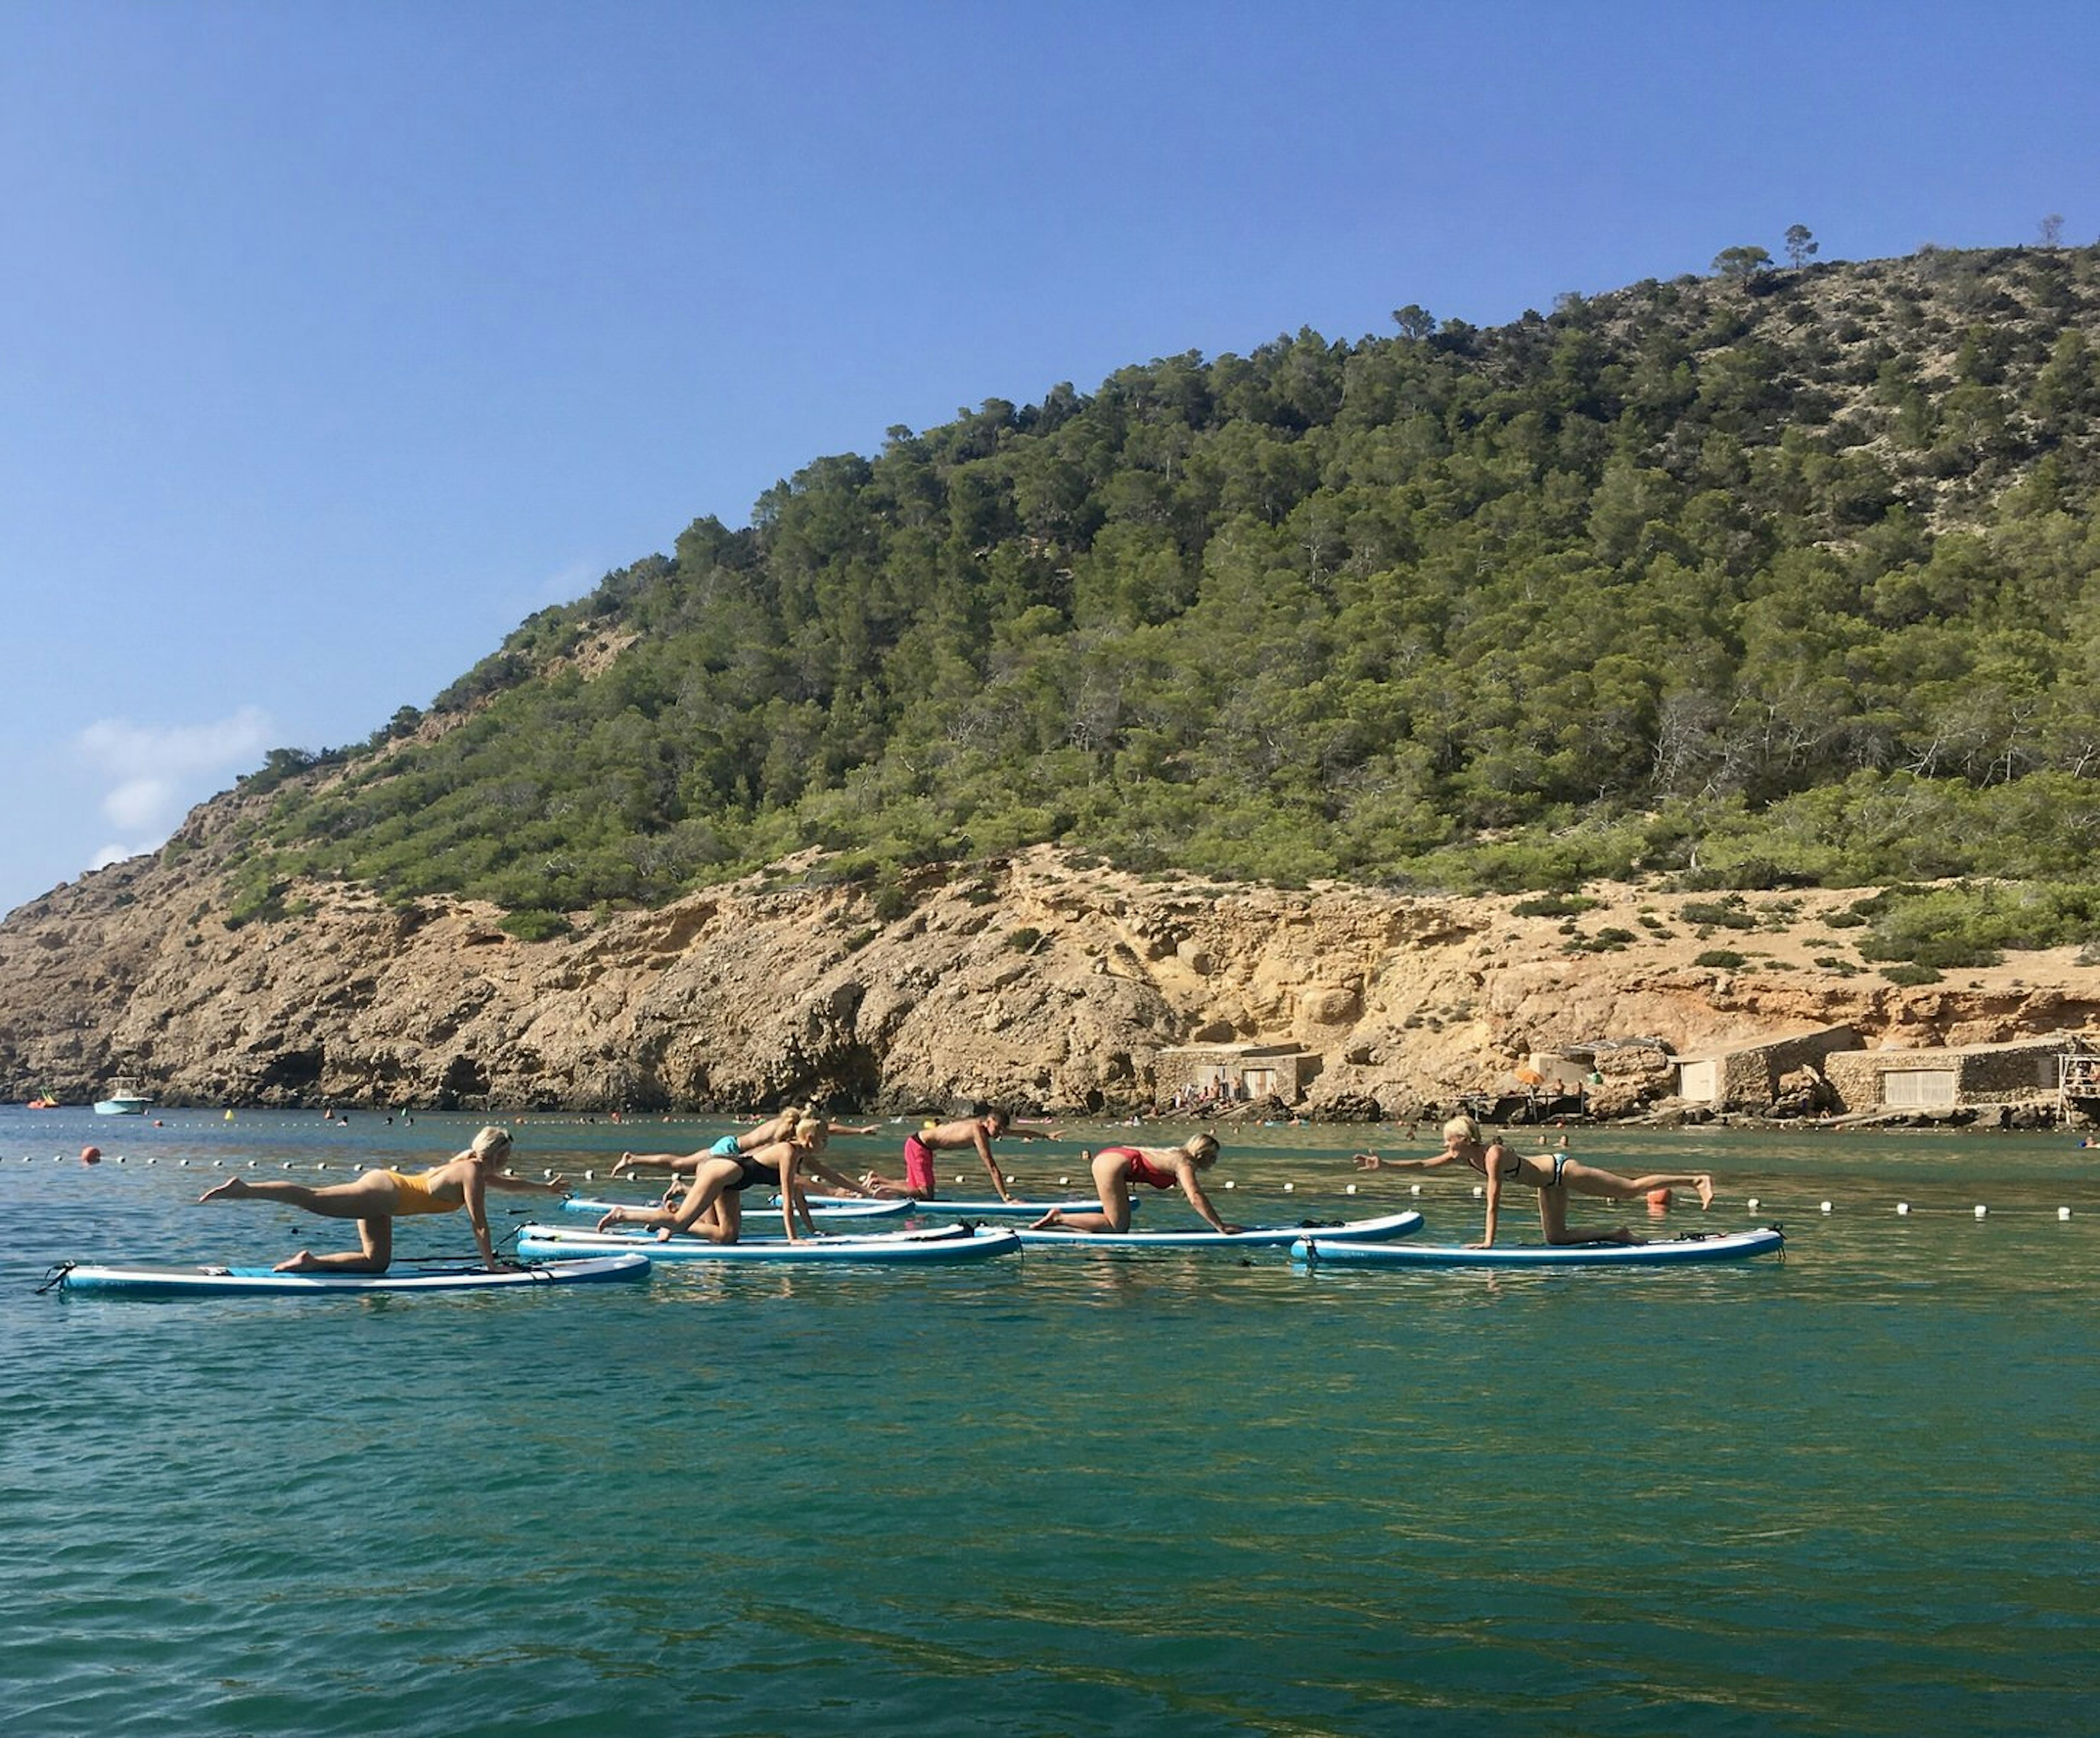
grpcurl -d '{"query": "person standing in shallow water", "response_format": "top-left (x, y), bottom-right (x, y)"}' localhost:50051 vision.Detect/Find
top-left (197, 1125), bottom-right (569, 1273)
top-left (1354, 1115), bottom-right (1713, 1247)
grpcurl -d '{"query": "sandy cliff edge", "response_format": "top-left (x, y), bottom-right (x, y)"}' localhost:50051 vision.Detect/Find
top-left (5, 821), bottom-right (2098, 1114)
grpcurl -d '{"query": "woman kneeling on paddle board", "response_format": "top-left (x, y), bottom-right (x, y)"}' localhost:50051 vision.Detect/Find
top-left (596, 1111), bottom-right (829, 1244)
top-left (609, 1104), bottom-right (877, 1184)
top-left (1356, 1116), bottom-right (1713, 1248)
top-left (197, 1125), bottom-right (569, 1273)
top-left (1028, 1134), bottom-right (1239, 1235)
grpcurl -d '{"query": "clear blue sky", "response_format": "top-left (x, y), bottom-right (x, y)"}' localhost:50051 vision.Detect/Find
top-left (2, 0), bottom-right (2093, 917)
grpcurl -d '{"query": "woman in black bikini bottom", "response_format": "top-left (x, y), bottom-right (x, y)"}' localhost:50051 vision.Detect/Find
top-left (1355, 1115), bottom-right (1714, 1248)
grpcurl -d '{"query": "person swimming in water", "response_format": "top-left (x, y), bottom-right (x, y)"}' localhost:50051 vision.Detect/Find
top-left (1355, 1115), bottom-right (1713, 1247)
top-left (1026, 1133), bottom-right (1239, 1234)
top-left (196, 1125), bottom-right (569, 1273)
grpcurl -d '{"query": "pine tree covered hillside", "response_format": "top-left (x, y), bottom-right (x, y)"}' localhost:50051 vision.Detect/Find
top-left (230, 244), bottom-right (2100, 942)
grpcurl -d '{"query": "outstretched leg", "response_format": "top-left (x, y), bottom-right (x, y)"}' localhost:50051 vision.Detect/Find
top-left (1559, 1162), bottom-right (1714, 1210)
top-left (201, 1172), bottom-right (398, 1218)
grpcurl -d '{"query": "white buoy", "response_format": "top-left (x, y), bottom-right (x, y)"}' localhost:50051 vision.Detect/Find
top-left (1472, 1185), bottom-right (1484, 1198)
top-left (1820, 1200), bottom-right (1833, 1214)
top-left (1058, 1176), bottom-right (1070, 1186)
top-left (1896, 1202), bottom-right (1911, 1215)
top-left (115, 1155), bottom-right (126, 1164)
top-left (248, 1159), bottom-right (259, 1168)
top-left (1346, 1183), bottom-right (1358, 1195)
top-left (1746, 1197), bottom-right (1759, 1211)
top-left (1223, 1180), bottom-right (1235, 1190)
top-left (144, 1157), bottom-right (157, 1166)
top-left (1284, 1181), bottom-right (1294, 1193)
top-left (2059, 1206), bottom-right (2073, 1220)
top-left (584, 1169), bottom-right (595, 1181)
top-left (316, 1162), bottom-right (328, 1171)
top-left (179, 1159), bottom-right (190, 1168)
top-left (1975, 1204), bottom-right (1988, 1218)
top-left (1410, 1183), bottom-right (1421, 1195)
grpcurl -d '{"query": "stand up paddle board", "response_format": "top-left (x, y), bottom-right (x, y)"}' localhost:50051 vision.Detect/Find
top-left (516, 1223), bottom-right (1021, 1264)
top-left (1291, 1226), bottom-right (1786, 1268)
top-left (563, 1194), bottom-right (914, 1224)
top-left (44, 1252), bottom-right (651, 1296)
top-left (1016, 1209), bottom-right (1424, 1250)
top-left (791, 1194), bottom-right (1135, 1220)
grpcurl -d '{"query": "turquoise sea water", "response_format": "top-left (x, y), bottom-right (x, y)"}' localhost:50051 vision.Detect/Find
top-left (2, 1109), bottom-right (2095, 1736)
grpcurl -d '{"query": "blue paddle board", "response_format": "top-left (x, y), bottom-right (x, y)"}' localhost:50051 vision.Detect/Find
top-left (47, 1252), bottom-right (651, 1296)
top-left (1016, 1209), bottom-right (1424, 1249)
top-left (1292, 1226), bottom-right (1786, 1268)
top-left (516, 1223), bottom-right (1020, 1264)
top-left (564, 1194), bottom-right (914, 1223)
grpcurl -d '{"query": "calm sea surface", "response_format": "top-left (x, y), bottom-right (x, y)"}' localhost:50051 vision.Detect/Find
top-left (2, 1109), bottom-right (2095, 1736)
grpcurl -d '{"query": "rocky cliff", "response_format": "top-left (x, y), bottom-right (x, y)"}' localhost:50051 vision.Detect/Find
top-left (7, 788), bottom-right (2100, 1117)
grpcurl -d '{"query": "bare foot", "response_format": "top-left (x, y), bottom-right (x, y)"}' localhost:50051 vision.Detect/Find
top-left (1696, 1176), bottom-right (1715, 1209)
top-left (273, 1250), bottom-right (320, 1272)
top-left (596, 1208), bottom-right (626, 1231)
top-left (197, 1177), bottom-right (249, 1203)
top-left (1028, 1208), bottom-right (1064, 1230)
top-left (610, 1153), bottom-right (635, 1178)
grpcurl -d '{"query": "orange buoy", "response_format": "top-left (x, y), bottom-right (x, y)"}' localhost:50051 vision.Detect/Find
top-left (80, 1145), bottom-right (102, 1165)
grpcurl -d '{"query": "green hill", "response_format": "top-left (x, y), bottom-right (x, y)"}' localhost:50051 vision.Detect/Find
top-left (226, 243), bottom-right (2100, 957)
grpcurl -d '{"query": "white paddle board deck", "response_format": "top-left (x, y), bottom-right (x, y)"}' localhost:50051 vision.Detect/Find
top-left (564, 1195), bottom-right (914, 1224)
top-left (516, 1223), bottom-right (1021, 1264)
top-left (795, 1194), bottom-right (1134, 1220)
top-left (1292, 1226), bottom-right (1786, 1268)
top-left (1017, 1209), bottom-right (1424, 1249)
top-left (46, 1252), bottom-right (651, 1296)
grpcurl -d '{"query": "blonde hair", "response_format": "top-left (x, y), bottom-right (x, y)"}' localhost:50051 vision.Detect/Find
top-left (1183, 1133), bottom-right (1221, 1168)
top-left (1443, 1115), bottom-right (1482, 1145)
top-left (791, 1113), bottom-right (829, 1151)
top-left (470, 1125), bottom-right (514, 1160)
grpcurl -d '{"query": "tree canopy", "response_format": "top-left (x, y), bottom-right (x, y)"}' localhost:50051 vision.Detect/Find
top-left (233, 243), bottom-right (2100, 925)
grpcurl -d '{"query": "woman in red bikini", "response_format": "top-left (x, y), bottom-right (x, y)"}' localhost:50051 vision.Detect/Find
top-left (1027, 1133), bottom-right (1238, 1234)
top-left (1355, 1115), bottom-right (1714, 1247)
top-left (196, 1125), bottom-right (569, 1273)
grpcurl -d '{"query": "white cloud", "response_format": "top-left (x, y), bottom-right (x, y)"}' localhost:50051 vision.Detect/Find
top-left (74, 705), bottom-right (277, 857)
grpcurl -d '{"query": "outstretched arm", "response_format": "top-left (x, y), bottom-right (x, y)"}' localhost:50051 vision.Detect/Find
top-left (1354, 1151), bottom-right (1456, 1172)
top-left (489, 1170), bottom-right (570, 1197)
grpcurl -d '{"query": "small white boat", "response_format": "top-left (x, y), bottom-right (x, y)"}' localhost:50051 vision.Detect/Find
top-left (92, 1087), bottom-right (154, 1117)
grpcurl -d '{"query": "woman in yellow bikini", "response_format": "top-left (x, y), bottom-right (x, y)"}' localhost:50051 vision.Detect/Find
top-left (1355, 1115), bottom-right (1713, 1247)
top-left (197, 1125), bottom-right (569, 1273)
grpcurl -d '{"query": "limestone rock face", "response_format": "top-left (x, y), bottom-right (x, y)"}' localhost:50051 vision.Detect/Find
top-left (5, 803), bottom-right (2100, 1115)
